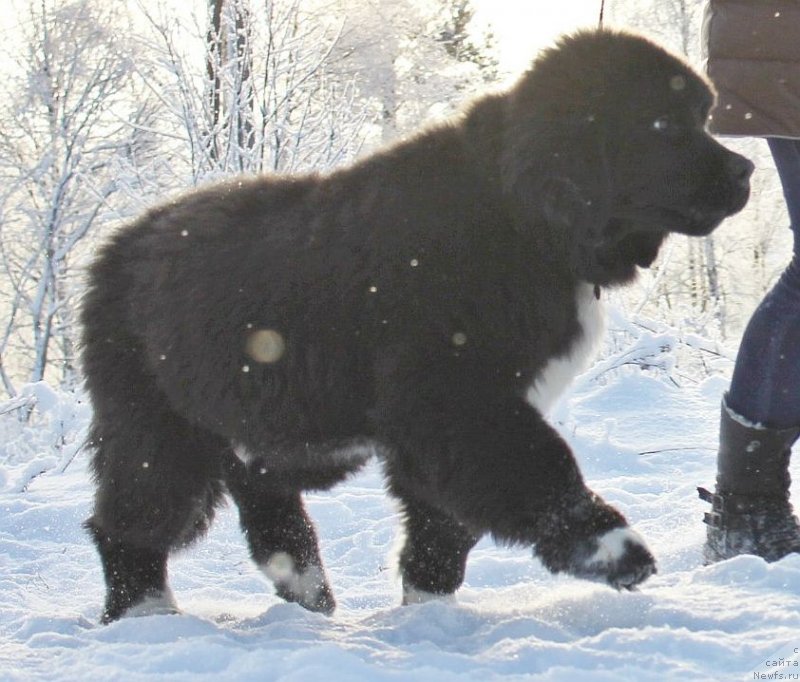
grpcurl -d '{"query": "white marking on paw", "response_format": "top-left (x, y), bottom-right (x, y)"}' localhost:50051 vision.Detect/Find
top-left (124, 589), bottom-right (179, 618)
top-left (588, 527), bottom-right (649, 566)
top-left (527, 282), bottom-right (605, 414)
top-left (262, 551), bottom-right (296, 582)
top-left (403, 586), bottom-right (456, 605)
top-left (232, 443), bottom-right (254, 465)
top-left (260, 551), bottom-right (325, 604)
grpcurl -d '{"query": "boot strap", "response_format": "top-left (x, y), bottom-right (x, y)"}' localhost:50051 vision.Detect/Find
top-left (697, 486), bottom-right (789, 529)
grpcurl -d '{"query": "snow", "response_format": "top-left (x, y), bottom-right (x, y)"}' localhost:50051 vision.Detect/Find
top-left (3, 321), bottom-right (800, 681)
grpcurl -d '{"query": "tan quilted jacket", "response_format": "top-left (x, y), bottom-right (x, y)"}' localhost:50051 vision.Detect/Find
top-left (702, 0), bottom-right (800, 138)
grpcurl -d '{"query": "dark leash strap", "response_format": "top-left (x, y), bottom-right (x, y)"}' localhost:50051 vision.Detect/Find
top-left (599, 0), bottom-right (605, 28)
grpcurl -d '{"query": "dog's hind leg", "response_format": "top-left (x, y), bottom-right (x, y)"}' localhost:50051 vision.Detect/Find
top-left (391, 488), bottom-right (479, 604)
top-left (86, 400), bottom-right (227, 623)
top-left (223, 455), bottom-right (336, 614)
top-left (82, 248), bottom-right (230, 622)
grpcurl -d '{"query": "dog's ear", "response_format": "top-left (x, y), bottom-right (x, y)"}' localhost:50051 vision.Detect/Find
top-left (503, 122), bottom-right (613, 248)
top-left (540, 176), bottom-right (596, 234)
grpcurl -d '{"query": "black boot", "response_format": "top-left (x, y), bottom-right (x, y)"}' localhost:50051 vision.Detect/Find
top-left (698, 397), bottom-right (800, 564)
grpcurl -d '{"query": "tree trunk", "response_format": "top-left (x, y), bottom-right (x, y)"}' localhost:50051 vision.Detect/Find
top-left (206, 0), bottom-right (224, 163)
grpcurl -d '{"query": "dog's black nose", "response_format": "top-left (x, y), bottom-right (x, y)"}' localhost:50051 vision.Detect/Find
top-left (728, 153), bottom-right (755, 186)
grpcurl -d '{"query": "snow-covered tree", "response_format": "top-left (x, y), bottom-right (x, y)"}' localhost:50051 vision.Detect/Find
top-left (135, 0), bottom-right (369, 181)
top-left (435, 0), bottom-right (498, 81)
top-left (205, 0), bottom-right (257, 169)
top-left (0, 0), bottom-right (153, 396)
top-left (325, 0), bottom-right (498, 142)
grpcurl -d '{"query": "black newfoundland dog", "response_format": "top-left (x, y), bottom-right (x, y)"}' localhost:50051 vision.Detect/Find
top-left (81, 29), bottom-right (753, 622)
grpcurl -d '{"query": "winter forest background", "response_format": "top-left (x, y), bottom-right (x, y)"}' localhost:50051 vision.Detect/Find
top-left (4, 2), bottom-right (800, 680)
top-left (0, 0), bottom-right (791, 399)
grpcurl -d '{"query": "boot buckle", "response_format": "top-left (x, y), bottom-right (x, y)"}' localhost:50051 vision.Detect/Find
top-left (698, 487), bottom-right (724, 509)
top-left (698, 486), bottom-right (764, 513)
top-left (698, 487), bottom-right (723, 527)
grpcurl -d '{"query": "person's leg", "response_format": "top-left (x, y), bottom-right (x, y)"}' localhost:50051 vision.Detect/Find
top-left (769, 138), bottom-right (800, 227)
top-left (702, 138), bottom-right (800, 563)
top-left (726, 139), bottom-right (800, 428)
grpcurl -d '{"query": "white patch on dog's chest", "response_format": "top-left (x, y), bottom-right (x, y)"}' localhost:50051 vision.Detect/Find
top-left (526, 282), bottom-right (605, 414)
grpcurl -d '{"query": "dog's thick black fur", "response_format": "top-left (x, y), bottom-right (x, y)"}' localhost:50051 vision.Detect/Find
top-left (81, 30), bottom-right (753, 622)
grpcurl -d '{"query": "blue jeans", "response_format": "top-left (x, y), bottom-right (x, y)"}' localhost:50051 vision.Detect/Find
top-left (727, 138), bottom-right (800, 429)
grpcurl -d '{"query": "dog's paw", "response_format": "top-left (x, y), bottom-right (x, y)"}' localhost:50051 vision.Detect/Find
top-left (568, 527), bottom-right (657, 590)
top-left (101, 588), bottom-right (180, 624)
top-left (261, 552), bottom-right (336, 615)
top-left (402, 585), bottom-right (457, 606)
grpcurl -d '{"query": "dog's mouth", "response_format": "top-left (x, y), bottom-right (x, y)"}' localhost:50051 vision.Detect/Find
top-left (613, 196), bottom-right (748, 237)
top-left (661, 206), bottom-right (729, 236)
top-left (579, 220), bottom-right (667, 286)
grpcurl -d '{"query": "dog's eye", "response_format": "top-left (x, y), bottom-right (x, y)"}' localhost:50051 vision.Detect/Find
top-left (651, 115), bottom-right (680, 134)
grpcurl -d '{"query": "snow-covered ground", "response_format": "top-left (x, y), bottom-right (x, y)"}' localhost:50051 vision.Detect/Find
top-left (2, 313), bottom-right (800, 681)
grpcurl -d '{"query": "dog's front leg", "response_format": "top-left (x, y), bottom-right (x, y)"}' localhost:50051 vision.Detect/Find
top-left (375, 369), bottom-right (656, 593)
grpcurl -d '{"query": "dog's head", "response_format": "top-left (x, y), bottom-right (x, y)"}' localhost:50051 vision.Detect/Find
top-left (500, 29), bottom-right (753, 286)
